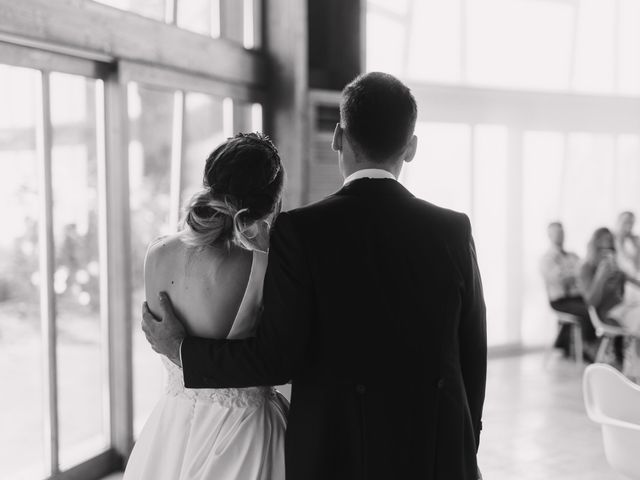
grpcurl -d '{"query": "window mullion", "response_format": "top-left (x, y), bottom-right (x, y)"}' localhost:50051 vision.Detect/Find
top-left (165, 0), bottom-right (178, 25)
top-left (169, 90), bottom-right (185, 230)
top-left (36, 70), bottom-right (60, 476)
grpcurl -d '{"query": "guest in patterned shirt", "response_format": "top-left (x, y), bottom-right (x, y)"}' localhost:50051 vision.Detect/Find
top-left (540, 222), bottom-right (596, 359)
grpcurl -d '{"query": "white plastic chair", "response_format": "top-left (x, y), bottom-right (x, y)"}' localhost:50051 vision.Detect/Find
top-left (583, 363), bottom-right (640, 479)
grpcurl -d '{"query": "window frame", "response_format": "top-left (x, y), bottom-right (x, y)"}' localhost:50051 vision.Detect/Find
top-left (0, 42), bottom-right (118, 479)
top-left (0, 16), bottom-right (267, 480)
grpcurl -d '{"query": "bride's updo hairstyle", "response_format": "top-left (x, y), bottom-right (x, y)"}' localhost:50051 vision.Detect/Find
top-left (180, 132), bottom-right (284, 250)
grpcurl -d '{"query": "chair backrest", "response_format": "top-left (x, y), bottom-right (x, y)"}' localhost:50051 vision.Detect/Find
top-left (583, 363), bottom-right (640, 425)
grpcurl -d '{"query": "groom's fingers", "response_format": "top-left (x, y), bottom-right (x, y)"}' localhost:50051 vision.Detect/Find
top-left (142, 301), bottom-right (159, 323)
top-left (158, 291), bottom-right (175, 321)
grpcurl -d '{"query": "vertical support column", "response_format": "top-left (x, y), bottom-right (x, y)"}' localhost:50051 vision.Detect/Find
top-left (460, 0), bottom-right (468, 83)
top-left (612, 134), bottom-right (619, 212)
top-left (506, 127), bottom-right (524, 345)
top-left (165, 0), bottom-right (178, 25)
top-left (95, 79), bottom-right (111, 448)
top-left (36, 70), bottom-right (59, 477)
top-left (102, 72), bottom-right (134, 461)
top-left (359, 0), bottom-right (367, 73)
top-left (468, 125), bottom-right (476, 223)
top-left (264, 0), bottom-right (308, 208)
top-left (169, 90), bottom-right (184, 229)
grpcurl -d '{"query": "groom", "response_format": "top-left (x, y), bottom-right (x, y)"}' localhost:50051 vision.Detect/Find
top-left (143, 72), bottom-right (487, 479)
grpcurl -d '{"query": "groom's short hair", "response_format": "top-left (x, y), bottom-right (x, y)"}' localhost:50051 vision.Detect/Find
top-left (340, 72), bottom-right (417, 162)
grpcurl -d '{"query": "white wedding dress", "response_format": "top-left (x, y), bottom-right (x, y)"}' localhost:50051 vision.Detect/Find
top-left (124, 251), bottom-right (288, 480)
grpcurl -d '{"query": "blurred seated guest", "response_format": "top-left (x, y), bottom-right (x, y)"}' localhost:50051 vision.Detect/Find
top-left (578, 227), bottom-right (640, 383)
top-left (540, 222), bottom-right (596, 359)
top-left (614, 211), bottom-right (640, 286)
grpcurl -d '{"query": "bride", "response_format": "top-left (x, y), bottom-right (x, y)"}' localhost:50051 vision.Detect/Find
top-left (124, 133), bottom-right (288, 480)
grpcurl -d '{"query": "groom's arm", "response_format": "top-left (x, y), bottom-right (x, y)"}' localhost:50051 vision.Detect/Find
top-left (458, 216), bottom-right (487, 451)
top-left (181, 211), bottom-right (313, 388)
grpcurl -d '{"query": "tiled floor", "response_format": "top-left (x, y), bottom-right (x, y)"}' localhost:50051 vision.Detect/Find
top-left (103, 353), bottom-right (622, 480)
top-left (478, 352), bottom-right (618, 480)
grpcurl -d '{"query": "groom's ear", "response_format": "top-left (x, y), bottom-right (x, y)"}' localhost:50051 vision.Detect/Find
top-left (403, 135), bottom-right (418, 163)
top-left (332, 123), bottom-right (343, 152)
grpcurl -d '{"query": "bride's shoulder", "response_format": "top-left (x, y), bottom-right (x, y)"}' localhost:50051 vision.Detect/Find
top-left (144, 233), bottom-right (183, 266)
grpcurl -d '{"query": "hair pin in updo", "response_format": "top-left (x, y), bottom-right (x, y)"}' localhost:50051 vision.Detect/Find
top-left (235, 132), bottom-right (282, 181)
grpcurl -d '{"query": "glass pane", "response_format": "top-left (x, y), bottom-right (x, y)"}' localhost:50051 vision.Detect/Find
top-left (614, 134), bottom-right (640, 212)
top-left (366, 0), bottom-right (639, 95)
top-left (467, 0), bottom-right (574, 90)
top-left (0, 65), bottom-right (45, 479)
top-left (573, 0), bottom-right (616, 94)
top-left (243, 0), bottom-right (259, 49)
top-left (181, 92), bottom-right (226, 211)
top-left (50, 72), bottom-right (108, 469)
top-left (128, 83), bottom-right (174, 436)
top-left (473, 125), bottom-right (509, 346)
top-left (407, 0), bottom-right (461, 83)
top-left (177, 0), bottom-right (220, 37)
top-left (94, 0), bottom-right (166, 21)
top-left (400, 122), bottom-right (471, 214)
top-left (233, 99), bottom-right (260, 136)
top-left (522, 131), bottom-right (567, 346)
top-left (251, 103), bottom-right (263, 132)
top-left (563, 133), bottom-right (616, 244)
top-left (618, 0), bottom-right (640, 95)
top-left (365, 10), bottom-right (406, 77)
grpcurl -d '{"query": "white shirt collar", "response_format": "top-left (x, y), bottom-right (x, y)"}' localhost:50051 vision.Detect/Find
top-left (343, 168), bottom-right (397, 186)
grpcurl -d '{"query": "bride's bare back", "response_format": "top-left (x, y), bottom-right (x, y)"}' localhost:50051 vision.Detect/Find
top-left (144, 233), bottom-right (253, 339)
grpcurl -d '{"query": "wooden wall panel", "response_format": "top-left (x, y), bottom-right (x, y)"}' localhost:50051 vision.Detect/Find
top-left (0, 0), bottom-right (266, 88)
top-left (263, 0), bottom-right (309, 208)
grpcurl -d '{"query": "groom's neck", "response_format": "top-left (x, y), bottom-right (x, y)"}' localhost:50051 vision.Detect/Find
top-left (342, 159), bottom-right (401, 180)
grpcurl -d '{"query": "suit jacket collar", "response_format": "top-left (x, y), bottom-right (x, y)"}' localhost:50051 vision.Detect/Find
top-left (335, 177), bottom-right (415, 198)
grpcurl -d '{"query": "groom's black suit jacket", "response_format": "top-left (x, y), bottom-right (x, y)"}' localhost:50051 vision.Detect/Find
top-left (182, 178), bottom-right (487, 480)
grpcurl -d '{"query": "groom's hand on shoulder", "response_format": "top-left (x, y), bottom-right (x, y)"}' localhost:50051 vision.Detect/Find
top-left (141, 292), bottom-right (186, 367)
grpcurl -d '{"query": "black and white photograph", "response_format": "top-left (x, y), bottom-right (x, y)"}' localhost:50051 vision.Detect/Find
top-left (1, 0), bottom-right (640, 479)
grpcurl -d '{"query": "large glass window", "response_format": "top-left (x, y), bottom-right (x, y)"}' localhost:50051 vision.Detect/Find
top-left (0, 65), bottom-right (45, 480)
top-left (400, 122), bottom-right (471, 214)
top-left (128, 86), bottom-right (263, 435)
top-left (522, 132), bottom-right (567, 346)
top-left (366, 0), bottom-right (640, 95)
top-left (50, 72), bottom-right (108, 469)
top-left (128, 83), bottom-right (175, 436)
top-left (521, 131), bottom-right (640, 346)
top-left (94, 0), bottom-right (261, 49)
top-left (368, 0), bottom-right (640, 348)
top-left (400, 123), bottom-right (510, 346)
top-left (0, 63), bottom-right (112, 477)
top-left (473, 125), bottom-right (509, 346)
top-left (181, 93), bottom-right (227, 210)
